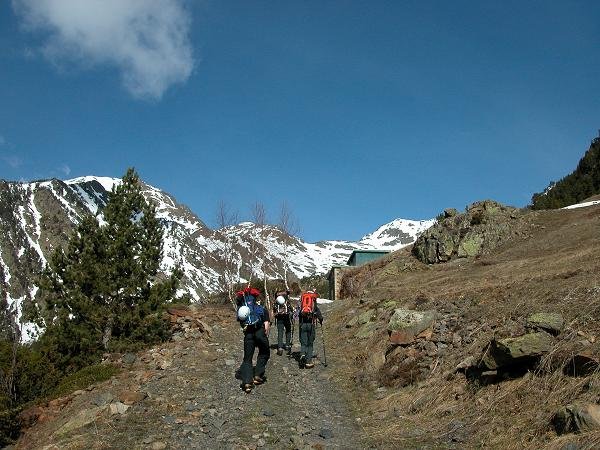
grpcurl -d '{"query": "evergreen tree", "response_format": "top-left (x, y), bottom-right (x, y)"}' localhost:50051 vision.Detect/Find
top-left (531, 139), bottom-right (600, 210)
top-left (35, 168), bottom-right (180, 372)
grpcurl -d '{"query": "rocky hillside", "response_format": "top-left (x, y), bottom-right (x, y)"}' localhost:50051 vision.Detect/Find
top-left (326, 200), bottom-right (600, 448)
top-left (0, 175), bottom-right (433, 339)
top-left (12, 199), bottom-right (600, 449)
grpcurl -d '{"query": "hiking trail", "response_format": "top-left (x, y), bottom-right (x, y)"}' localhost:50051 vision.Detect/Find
top-left (17, 303), bottom-right (370, 449)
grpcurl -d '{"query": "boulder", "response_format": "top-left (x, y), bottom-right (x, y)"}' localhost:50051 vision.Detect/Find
top-left (118, 390), bottom-right (147, 405)
top-left (109, 402), bottom-right (131, 415)
top-left (482, 332), bottom-right (554, 370)
top-left (553, 403), bottom-right (600, 434)
top-left (122, 353), bottom-right (137, 365)
top-left (413, 200), bottom-right (524, 264)
top-left (388, 308), bottom-right (437, 345)
top-left (527, 312), bottom-right (564, 335)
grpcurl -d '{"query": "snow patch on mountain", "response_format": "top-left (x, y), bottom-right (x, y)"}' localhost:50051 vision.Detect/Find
top-left (1, 175), bottom-right (434, 317)
top-left (66, 176), bottom-right (121, 193)
top-left (359, 218), bottom-right (436, 248)
top-left (562, 200), bottom-right (600, 210)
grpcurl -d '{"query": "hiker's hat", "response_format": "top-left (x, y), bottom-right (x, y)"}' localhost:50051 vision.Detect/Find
top-left (276, 295), bottom-right (286, 305)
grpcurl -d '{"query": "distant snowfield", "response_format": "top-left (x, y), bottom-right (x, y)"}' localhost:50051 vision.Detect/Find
top-left (1, 175), bottom-right (435, 341)
top-left (66, 176), bottom-right (122, 193)
top-left (562, 200), bottom-right (600, 210)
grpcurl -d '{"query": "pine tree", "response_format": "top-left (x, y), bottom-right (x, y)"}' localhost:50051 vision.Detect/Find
top-left (531, 140), bottom-right (600, 210)
top-left (35, 168), bottom-right (180, 371)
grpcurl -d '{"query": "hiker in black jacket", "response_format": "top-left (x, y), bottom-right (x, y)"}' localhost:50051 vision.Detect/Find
top-left (273, 290), bottom-right (293, 355)
top-left (298, 290), bottom-right (323, 369)
top-left (236, 287), bottom-right (271, 393)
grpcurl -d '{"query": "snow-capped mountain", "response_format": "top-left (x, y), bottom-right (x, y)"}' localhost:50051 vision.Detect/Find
top-left (0, 175), bottom-right (434, 339)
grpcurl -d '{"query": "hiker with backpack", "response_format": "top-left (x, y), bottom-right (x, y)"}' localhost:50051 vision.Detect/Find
top-left (273, 290), bottom-right (293, 356)
top-left (236, 287), bottom-right (271, 393)
top-left (298, 290), bottom-right (323, 369)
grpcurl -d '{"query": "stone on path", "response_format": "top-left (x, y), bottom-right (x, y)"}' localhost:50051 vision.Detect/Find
top-left (319, 428), bottom-right (334, 439)
top-left (109, 402), bottom-right (130, 415)
top-left (119, 390), bottom-right (147, 405)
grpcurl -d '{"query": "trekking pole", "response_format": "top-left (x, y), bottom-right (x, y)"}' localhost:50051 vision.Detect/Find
top-left (319, 321), bottom-right (328, 367)
top-left (289, 313), bottom-right (294, 355)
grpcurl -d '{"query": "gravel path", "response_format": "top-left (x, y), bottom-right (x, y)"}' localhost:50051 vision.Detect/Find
top-left (18, 305), bottom-right (369, 449)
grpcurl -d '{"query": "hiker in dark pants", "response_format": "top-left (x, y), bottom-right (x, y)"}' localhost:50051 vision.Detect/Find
top-left (274, 290), bottom-right (292, 355)
top-left (236, 287), bottom-right (271, 393)
top-left (298, 290), bottom-right (323, 369)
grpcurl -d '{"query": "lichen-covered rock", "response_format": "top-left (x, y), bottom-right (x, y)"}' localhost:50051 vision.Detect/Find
top-left (388, 309), bottom-right (437, 345)
top-left (357, 309), bottom-right (376, 325)
top-left (413, 200), bottom-right (526, 264)
top-left (527, 312), bottom-right (564, 335)
top-left (482, 332), bottom-right (554, 370)
top-left (457, 233), bottom-right (484, 257)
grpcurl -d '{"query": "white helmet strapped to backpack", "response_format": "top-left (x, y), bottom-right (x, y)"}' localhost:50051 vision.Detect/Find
top-left (237, 305), bottom-right (250, 321)
top-left (276, 295), bottom-right (286, 305)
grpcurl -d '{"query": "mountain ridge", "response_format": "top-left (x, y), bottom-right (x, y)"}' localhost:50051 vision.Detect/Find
top-left (0, 175), bottom-right (434, 340)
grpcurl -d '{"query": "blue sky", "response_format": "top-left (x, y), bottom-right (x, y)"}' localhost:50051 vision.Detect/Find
top-left (1, 1), bottom-right (600, 242)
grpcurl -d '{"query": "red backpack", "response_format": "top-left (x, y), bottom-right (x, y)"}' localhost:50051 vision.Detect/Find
top-left (300, 291), bottom-right (317, 317)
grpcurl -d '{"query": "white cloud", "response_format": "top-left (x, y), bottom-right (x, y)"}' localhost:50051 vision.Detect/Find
top-left (13, 0), bottom-right (195, 99)
top-left (59, 163), bottom-right (71, 175)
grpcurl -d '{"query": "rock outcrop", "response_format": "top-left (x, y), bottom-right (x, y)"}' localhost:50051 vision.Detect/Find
top-left (412, 200), bottom-right (526, 264)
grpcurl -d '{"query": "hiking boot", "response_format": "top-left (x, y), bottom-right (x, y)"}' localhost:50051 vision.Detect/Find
top-left (253, 375), bottom-right (265, 385)
top-left (277, 348), bottom-right (283, 356)
top-left (299, 354), bottom-right (306, 368)
top-left (304, 361), bottom-right (315, 369)
top-left (242, 383), bottom-right (253, 393)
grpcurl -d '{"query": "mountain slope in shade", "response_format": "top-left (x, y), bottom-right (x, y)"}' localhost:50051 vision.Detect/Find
top-left (0, 175), bottom-right (434, 339)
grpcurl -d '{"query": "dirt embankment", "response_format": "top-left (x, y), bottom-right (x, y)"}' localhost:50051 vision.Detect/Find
top-left (15, 305), bottom-right (369, 450)
top-left (329, 204), bottom-right (600, 449)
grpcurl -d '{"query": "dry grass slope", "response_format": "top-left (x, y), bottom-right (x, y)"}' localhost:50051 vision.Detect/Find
top-left (327, 204), bottom-right (600, 449)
